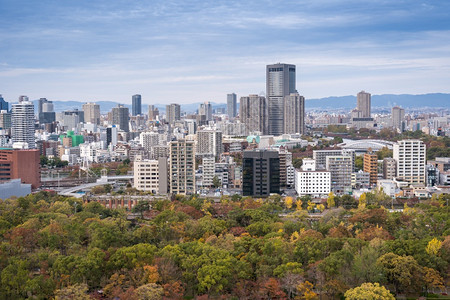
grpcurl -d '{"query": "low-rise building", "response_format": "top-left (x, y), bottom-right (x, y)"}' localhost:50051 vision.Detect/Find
top-left (295, 159), bottom-right (331, 197)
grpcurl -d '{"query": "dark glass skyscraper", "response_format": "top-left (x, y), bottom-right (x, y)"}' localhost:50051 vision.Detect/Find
top-left (266, 63), bottom-right (296, 136)
top-left (242, 149), bottom-right (280, 197)
top-left (227, 93), bottom-right (237, 118)
top-left (132, 94), bottom-right (142, 116)
top-left (0, 95), bottom-right (8, 111)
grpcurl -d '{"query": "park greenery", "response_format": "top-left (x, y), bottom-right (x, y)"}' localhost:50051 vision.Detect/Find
top-left (0, 191), bottom-right (448, 299)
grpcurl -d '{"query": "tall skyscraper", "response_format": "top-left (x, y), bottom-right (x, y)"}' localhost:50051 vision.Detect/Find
top-left (11, 100), bottom-right (35, 149)
top-left (266, 63), bottom-right (296, 136)
top-left (240, 95), bottom-right (268, 134)
top-left (166, 103), bottom-right (180, 125)
top-left (38, 98), bottom-right (49, 115)
top-left (132, 94), bottom-right (142, 116)
top-left (83, 103), bottom-right (101, 125)
top-left (284, 93), bottom-right (305, 134)
top-left (169, 139), bottom-right (196, 195)
top-left (392, 106), bottom-right (405, 132)
top-left (0, 95), bottom-right (9, 111)
top-left (111, 104), bottom-right (129, 132)
top-left (199, 102), bottom-right (212, 121)
top-left (242, 149), bottom-right (280, 197)
top-left (393, 139), bottom-right (426, 185)
top-left (356, 91), bottom-right (371, 118)
top-left (227, 93), bottom-right (237, 119)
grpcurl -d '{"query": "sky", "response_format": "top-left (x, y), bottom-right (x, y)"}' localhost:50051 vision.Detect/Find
top-left (1, 0), bottom-right (450, 104)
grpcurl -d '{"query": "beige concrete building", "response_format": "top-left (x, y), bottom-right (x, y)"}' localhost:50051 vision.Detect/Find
top-left (356, 91), bottom-right (371, 118)
top-left (169, 139), bottom-right (196, 195)
top-left (284, 93), bottom-right (305, 134)
top-left (83, 103), bottom-right (100, 125)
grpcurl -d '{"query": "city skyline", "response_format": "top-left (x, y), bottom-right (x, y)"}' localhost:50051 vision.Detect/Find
top-left (1, 1), bottom-right (450, 103)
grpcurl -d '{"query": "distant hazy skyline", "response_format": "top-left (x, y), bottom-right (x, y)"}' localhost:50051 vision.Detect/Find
top-left (1, 0), bottom-right (449, 104)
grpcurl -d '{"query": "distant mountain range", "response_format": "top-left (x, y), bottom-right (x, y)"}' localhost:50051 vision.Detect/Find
top-left (306, 93), bottom-right (450, 109)
top-left (11, 93), bottom-right (449, 114)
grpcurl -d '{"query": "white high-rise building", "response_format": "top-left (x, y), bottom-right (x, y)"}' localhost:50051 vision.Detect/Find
top-left (393, 139), bottom-right (426, 185)
top-left (133, 157), bottom-right (161, 193)
top-left (11, 101), bottom-right (35, 149)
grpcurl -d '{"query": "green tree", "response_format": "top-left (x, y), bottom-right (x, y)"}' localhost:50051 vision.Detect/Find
top-left (0, 258), bottom-right (29, 299)
top-left (212, 176), bottom-right (221, 188)
top-left (376, 252), bottom-right (422, 294)
top-left (344, 282), bottom-right (394, 300)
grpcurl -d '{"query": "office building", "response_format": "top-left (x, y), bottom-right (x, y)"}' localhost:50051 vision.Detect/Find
top-left (240, 95), bottom-right (268, 134)
top-left (313, 149), bottom-right (355, 171)
top-left (363, 151), bottom-right (378, 185)
top-left (83, 103), bottom-right (101, 125)
top-left (0, 95), bottom-right (8, 111)
top-left (266, 63), bottom-right (296, 136)
top-left (196, 129), bottom-right (223, 158)
top-left (111, 104), bottom-right (129, 132)
top-left (57, 109), bottom-right (84, 131)
top-left (227, 93), bottom-right (237, 119)
top-left (166, 103), bottom-right (181, 125)
top-left (284, 93), bottom-right (305, 134)
top-left (0, 148), bottom-right (40, 189)
top-left (242, 149), bottom-right (280, 197)
top-left (106, 126), bottom-right (118, 147)
top-left (38, 98), bottom-right (50, 115)
top-left (39, 99), bottom-right (55, 125)
top-left (356, 91), bottom-right (371, 118)
top-left (132, 94), bottom-right (142, 116)
top-left (392, 106), bottom-right (405, 132)
top-left (148, 105), bottom-right (159, 121)
top-left (169, 139), bottom-right (196, 195)
top-left (199, 102), bottom-right (212, 121)
top-left (133, 156), bottom-right (167, 193)
top-left (393, 139), bottom-right (426, 185)
top-left (295, 159), bottom-right (331, 197)
top-left (326, 156), bottom-right (353, 194)
top-left (0, 110), bottom-right (11, 129)
top-left (11, 101), bottom-right (35, 149)
top-left (383, 158), bottom-right (397, 180)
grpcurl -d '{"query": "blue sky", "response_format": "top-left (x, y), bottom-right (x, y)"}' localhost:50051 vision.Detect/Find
top-left (1, 0), bottom-right (450, 104)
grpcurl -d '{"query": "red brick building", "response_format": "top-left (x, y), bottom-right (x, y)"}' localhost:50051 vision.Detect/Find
top-left (0, 149), bottom-right (41, 189)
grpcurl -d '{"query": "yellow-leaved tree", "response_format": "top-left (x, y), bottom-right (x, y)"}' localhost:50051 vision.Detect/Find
top-left (285, 196), bottom-right (293, 210)
top-left (426, 238), bottom-right (442, 256)
top-left (327, 192), bottom-right (335, 208)
top-left (344, 282), bottom-right (394, 300)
